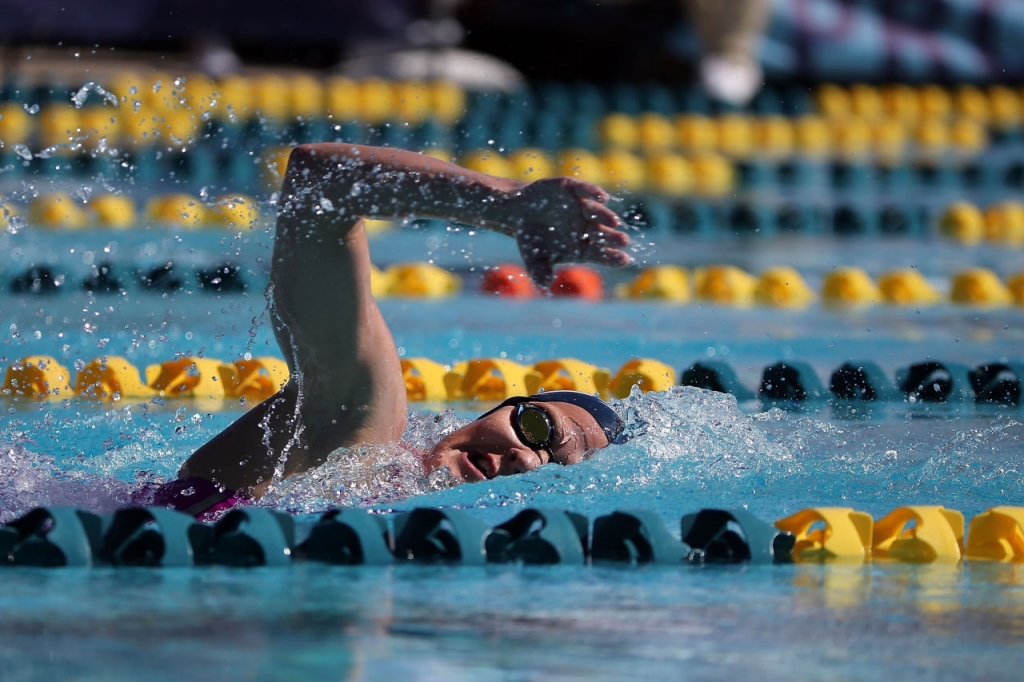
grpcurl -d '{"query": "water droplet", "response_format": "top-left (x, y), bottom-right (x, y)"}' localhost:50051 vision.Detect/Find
top-left (12, 144), bottom-right (32, 160)
top-left (3, 214), bottom-right (25, 235)
top-left (71, 81), bottom-right (119, 109)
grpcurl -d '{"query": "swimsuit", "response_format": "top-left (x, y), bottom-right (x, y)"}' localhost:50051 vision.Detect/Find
top-left (153, 477), bottom-right (244, 520)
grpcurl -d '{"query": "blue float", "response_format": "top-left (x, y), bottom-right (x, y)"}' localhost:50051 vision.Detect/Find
top-left (681, 509), bottom-right (794, 565)
top-left (0, 507), bottom-right (102, 567)
top-left (829, 361), bottom-right (900, 402)
top-left (896, 360), bottom-right (975, 403)
top-left (99, 506), bottom-right (208, 567)
top-left (680, 361), bottom-right (756, 401)
top-left (592, 509), bottom-right (688, 565)
top-left (206, 508), bottom-right (295, 567)
top-left (486, 508), bottom-right (588, 565)
top-left (968, 362), bottom-right (1024, 406)
top-left (392, 507), bottom-right (491, 565)
top-left (760, 361), bottom-right (827, 402)
top-left (296, 509), bottom-right (393, 565)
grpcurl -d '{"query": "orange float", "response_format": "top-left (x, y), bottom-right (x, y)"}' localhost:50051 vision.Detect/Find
top-left (481, 264), bottom-right (538, 298)
top-left (550, 266), bottom-right (603, 301)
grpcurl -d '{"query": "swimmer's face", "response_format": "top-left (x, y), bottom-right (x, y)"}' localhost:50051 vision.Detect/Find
top-left (425, 400), bottom-right (610, 482)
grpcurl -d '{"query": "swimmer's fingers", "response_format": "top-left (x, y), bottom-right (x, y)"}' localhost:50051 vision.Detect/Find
top-left (518, 228), bottom-right (632, 288)
top-left (580, 244), bottom-right (633, 269)
top-left (578, 202), bottom-right (632, 265)
top-left (569, 178), bottom-right (610, 205)
top-left (580, 198), bottom-right (623, 234)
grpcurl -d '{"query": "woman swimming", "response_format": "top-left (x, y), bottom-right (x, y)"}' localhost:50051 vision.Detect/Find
top-left (161, 143), bottom-right (633, 512)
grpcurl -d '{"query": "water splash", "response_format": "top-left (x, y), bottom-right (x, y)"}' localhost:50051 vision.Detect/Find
top-left (12, 144), bottom-right (32, 161)
top-left (257, 410), bottom-right (465, 513)
top-left (371, 387), bottom-right (1024, 525)
top-left (4, 214), bottom-right (26, 235)
top-left (0, 389), bottom-right (1020, 524)
top-left (71, 81), bottom-right (120, 109)
top-left (0, 440), bottom-right (148, 522)
top-left (0, 406), bottom-right (180, 522)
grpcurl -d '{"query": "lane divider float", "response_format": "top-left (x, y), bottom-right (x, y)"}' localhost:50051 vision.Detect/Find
top-left (2, 503), bottom-right (1022, 568)
top-left (4, 355), bottom-right (1022, 407)
top-left (13, 259), bottom-right (1019, 307)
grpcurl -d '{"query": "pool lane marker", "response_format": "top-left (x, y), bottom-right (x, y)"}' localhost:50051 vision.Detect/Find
top-left (3, 355), bottom-right (1024, 407)
top-left (2, 504), bottom-right (1017, 568)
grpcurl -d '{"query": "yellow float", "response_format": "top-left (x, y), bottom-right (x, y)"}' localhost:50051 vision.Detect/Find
top-left (950, 268), bottom-right (1012, 306)
top-left (983, 202), bottom-right (1024, 247)
top-left (822, 267), bottom-right (881, 307)
top-left (29, 193), bottom-right (89, 229)
top-left (221, 357), bottom-right (289, 402)
top-left (775, 507), bottom-right (874, 562)
top-left (644, 153), bottom-right (692, 196)
top-left (754, 266), bottom-right (815, 308)
top-left (146, 357), bottom-right (230, 399)
top-left (966, 507), bottom-right (1024, 562)
top-left (938, 202), bottom-right (984, 245)
top-left (872, 506), bottom-right (964, 563)
top-left (2, 356), bottom-right (72, 399)
top-left (210, 195), bottom-right (260, 230)
top-left (385, 263), bottom-right (460, 297)
top-left (527, 359), bottom-right (610, 398)
top-left (88, 194), bottom-right (137, 229)
top-left (74, 356), bottom-right (155, 401)
top-left (145, 194), bottom-right (207, 228)
top-left (443, 359), bottom-right (540, 402)
top-left (608, 358), bottom-right (676, 399)
top-left (877, 269), bottom-right (942, 306)
top-left (401, 357), bottom-right (449, 402)
top-left (615, 265), bottom-right (690, 302)
top-left (693, 265), bottom-right (756, 306)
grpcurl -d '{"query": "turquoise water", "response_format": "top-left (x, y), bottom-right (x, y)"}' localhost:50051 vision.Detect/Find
top-left (1, 227), bottom-right (1024, 680)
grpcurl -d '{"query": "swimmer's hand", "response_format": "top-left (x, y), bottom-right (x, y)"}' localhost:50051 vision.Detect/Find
top-left (504, 177), bottom-right (632, 288)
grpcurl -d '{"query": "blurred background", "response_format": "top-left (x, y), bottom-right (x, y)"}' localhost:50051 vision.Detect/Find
top-left (1, 0), bottom-right (1024, 316)
top-left (2, 0), bottom-right (1022, 84)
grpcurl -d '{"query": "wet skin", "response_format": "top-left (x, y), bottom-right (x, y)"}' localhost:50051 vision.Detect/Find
top-left (426, 401), bottom-right (611, 482)
top-left (181, 143), bottom-right (631, 496)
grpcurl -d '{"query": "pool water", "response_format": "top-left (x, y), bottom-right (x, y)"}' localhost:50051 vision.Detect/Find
top-left (1, 226), bottom-right (1023, 680)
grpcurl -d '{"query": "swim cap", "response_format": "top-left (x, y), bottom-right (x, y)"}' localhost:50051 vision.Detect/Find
top-left (477, 389), bottom-right (627, 445)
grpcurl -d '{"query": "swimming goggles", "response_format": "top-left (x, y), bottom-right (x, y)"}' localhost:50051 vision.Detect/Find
top-left (511, 402), bottom-right (556, 455)
top-left (477, 390), bottom-right (627, 446)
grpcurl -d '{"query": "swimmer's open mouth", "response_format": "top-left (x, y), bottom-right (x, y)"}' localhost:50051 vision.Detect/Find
top-left (466, 451), bottom-right (498, 480)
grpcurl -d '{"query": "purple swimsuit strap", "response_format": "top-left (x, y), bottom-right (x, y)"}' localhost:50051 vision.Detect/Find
top-left (154, 477), bottom-right (243, 519)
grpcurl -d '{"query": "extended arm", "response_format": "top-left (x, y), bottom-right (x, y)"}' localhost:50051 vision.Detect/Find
top-left (180, 143), bottom-right (630, 493)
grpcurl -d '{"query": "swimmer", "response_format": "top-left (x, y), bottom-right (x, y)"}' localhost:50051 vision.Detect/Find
top-left (161, 143), bottom-right (632, 514)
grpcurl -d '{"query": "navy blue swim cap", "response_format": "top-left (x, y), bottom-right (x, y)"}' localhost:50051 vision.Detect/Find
top-left (477, 390), bottom-right (627, 445)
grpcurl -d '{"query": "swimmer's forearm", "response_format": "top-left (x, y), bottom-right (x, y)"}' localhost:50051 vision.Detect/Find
top-left (280, 143), bottom-right (526, 235)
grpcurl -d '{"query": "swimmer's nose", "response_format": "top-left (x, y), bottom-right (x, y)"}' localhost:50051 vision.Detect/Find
top-left (499, 449), bottom-right (540, 476)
